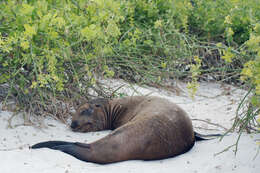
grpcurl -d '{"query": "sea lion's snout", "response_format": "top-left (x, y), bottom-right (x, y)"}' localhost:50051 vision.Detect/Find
top-left (71, 121), bottom-right (79, 129)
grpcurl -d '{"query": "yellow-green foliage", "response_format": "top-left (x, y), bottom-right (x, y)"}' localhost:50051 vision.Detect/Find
top-left (187, 56), bottom-right (201, 98)
top-left (258, 114), bottom-right (260, 129)
top-left (240, 23), bottom-right (260, 110)
top-left (189, 0), bottom-right (260, 119)
top-left (0, 0), bottom-right (259, 127)
top-left (0, 0), bottom-right (123, 94)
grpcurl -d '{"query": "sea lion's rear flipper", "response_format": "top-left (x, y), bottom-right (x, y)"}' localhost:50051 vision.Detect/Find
top-left (30, 141), bottom-right (75, 149)
top-left (31, 141), bottom-right (92, 162)
top-left (50, 143), bottom-right (91, 162)
top-left (194, 132), bottom-right (222, 140)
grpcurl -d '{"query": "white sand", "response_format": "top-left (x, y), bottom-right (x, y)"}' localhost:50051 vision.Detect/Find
top-left (0, 80), bottom-right (259, 173)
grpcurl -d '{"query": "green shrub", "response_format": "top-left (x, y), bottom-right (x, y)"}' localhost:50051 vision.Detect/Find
top-left (0, 0), bottom-right (123, 116)
top-left (0, 0), bottom-right (259, 134)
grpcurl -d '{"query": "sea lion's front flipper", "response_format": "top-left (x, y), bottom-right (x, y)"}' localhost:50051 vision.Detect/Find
top-left (30, 141), bottom-right (75, 149)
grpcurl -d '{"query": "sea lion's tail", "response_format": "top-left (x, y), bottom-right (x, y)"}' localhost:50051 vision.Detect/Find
top-left (194, 132), bottom-right (222, 140)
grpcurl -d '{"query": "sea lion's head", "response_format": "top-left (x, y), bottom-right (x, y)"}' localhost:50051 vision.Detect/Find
top-left (71, 98), bottom-right (109, 132)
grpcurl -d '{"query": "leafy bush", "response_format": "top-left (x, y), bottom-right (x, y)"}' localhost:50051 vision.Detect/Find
top-left (0, 0), bottom-right (122, 117)
top-left (0, 0), bottom-right (259, 133)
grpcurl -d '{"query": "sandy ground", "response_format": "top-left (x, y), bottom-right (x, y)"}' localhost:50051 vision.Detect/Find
top-left (0, 80), bottom-right (259, 173)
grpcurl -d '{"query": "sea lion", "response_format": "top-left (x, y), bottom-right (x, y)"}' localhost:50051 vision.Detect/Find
top-left (31, 96), bottom-right (220, 164)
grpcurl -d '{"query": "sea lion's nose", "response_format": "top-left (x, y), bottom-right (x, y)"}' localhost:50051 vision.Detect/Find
top-left (71, 121), bottom-right (79, 129)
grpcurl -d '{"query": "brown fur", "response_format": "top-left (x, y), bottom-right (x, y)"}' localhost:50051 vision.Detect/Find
top-left (32, 96), bottom-right (196, 164)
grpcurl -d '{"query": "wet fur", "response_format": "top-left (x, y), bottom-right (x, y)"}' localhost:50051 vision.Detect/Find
top-left (32, 96), bottom-right (204, 164)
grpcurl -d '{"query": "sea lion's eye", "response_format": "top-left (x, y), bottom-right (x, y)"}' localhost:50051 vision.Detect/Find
top-left (80, 108), bottom-right (93, 116)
